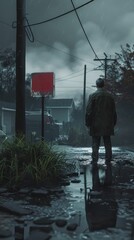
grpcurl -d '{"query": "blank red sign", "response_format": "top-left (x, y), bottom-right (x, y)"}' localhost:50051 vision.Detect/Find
top-left (31, 72), bottom-right (55, 96)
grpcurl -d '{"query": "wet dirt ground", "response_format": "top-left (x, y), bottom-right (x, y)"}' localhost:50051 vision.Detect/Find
top-left (0, 145), bottom-right (134, 240)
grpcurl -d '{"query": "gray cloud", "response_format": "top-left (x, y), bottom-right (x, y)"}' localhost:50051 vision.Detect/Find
top-left (0, 0), bottom-right (134, 99)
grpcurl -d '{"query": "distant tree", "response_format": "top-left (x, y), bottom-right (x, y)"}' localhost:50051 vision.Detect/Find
top-left (105, 44), bottom-right (134, 145)
top-left (0, 48), bottom-right (31, 102)
top-left (106, 44), bottom-right (134, 104)
top-left (0, 48), bottom-right (16, 100)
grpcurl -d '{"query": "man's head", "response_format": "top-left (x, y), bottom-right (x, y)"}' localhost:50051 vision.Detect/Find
top-left (96, 78), bottom-right (104, 88)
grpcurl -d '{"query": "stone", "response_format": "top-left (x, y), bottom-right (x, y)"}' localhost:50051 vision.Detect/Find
top-left (66, 223), bottom-right (78, 231)
top-left (0, 201), bottom-right (33, 215)
top-left (18, 188), bottom-right (31, 194)
top-left (33, 217), bottom-right (55, 225)
top-left (49, 188), bottom-right (64, 194)
top-left (55, 219), bottom-right (67, 227)
top-left (30, 226), bottom-right (53, 233)
top-left (0, 227), bottom-right (12, 238)
top-left (29, 229), bottom-right (52, 240)
top-left (71, 179), bottom-right (81, 183)
top-left (0, 187), bottom-right (7, 194)
top-left (31, 189), bottom-right (48, 197)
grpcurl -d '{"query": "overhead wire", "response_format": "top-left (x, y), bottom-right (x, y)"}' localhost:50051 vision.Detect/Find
top-left (70, 0), bottom-right (103, 65)
top-left (1, 16), bottom-right (98, 68)
top-left (27, 38), bottom-right (96, 82)
top-left (56, 69), bottom-right (93, 82)
top-left (33, 39), bottom-right (99, 66)
top-left (56, 70), bottom-right (88, 81)
top-left (25, 0), bottom-right (103, 67)
top-left (24, 17), bottom-right (35, 42)
top-left (0, 20), bottom-right (12, 27)
top-left (11, 0), bottom-right (102, 80)
top-left (22, 0), bottom-right (94, 27)
top-left (3, 0), bottom-right (103, 67)
top-left (12, 0), bottom-right (102, 67)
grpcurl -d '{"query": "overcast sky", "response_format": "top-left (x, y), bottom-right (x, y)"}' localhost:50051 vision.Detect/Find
top-left (0, 0), bottom-right (134, 100)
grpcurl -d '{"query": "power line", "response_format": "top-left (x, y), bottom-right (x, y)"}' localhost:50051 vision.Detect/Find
top-left (94, 52), bottom-right (116, 80)
top-left (57, 85), bottom-right (93, 91)
top-left (25, 17), bottom-right (34, 42)
top-left (12, 0), bottom-right (102, 66)
top-left (0, 20), bottom-right (12, 27)
top-left (55, 69), bottom-right (85, 81)
top-left (70, 0), bottom-right (103, 65)
top-left (35, 39), bottom-right (89, 64)
top-left (33, 39), bottom-right (98, 66)
top-left (20, 0), bottom-right (94, 27)
top-left (56, 69), bottom-right (93, 82)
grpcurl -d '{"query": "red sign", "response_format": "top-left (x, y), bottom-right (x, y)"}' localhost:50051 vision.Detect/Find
top-left (31, 72), bottom-right (55, 96)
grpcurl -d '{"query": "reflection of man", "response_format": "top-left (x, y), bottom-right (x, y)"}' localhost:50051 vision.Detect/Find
top-left (85, 166), bottom-right (118, 231)
top-left (85, 193), bottom-right (118, 231)
top-left (85, 78), bottom-right (117, 185)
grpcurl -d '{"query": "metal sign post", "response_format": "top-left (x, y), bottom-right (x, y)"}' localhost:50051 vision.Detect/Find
top-left (31, 72), bottom-right (55, 141)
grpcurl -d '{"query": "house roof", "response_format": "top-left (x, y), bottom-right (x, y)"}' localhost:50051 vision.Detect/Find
top-left (0, 98), bottom-right (75, 111)
top-left (0, 101), bottom-right (15, 109)
top-left (45, 98), bottom-right (75, 108)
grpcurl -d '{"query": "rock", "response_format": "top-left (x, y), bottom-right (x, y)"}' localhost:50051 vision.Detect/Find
top-left (30, 226), bottom-right (53, 233)
top-left (29, 229), bottom-right (52, 240)
top-left (33, 217), bottom-right (55, 225)
top-left (0, 187), bottom-right (7, 194)
top-left (71, 179), bottom-right (81, 183)
top-left (18, 188), bottom-right (31, 194)
top-left (66, 223), bottom-right (78, 231)
top-left (0, 226), bottom-right (12, 238)
top-left (31, 189), bottom-right (48, 197)
top-left (60, 180), bottom-right (70, 186)
top-left (15, 218), bottom-right (25, 224)
top-left (55, 219), bottom-right (67, 227)
top-left (49, 188), bottom-right (64, 194)
top-left (0, 201), bottom-right (33, 215)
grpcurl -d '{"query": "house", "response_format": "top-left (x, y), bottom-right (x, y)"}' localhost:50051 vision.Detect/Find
top-left (45, 98), bottom-right (75, 123)
top-left (0, 98), bottom-right (75, 137)
top-left (0, 101), bottom-right (16, 135)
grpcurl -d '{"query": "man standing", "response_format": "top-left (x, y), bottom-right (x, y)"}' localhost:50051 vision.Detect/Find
top-left (85, 78), bottom-right (117, 186)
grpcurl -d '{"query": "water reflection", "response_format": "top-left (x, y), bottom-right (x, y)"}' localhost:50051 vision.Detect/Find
top-left (84, 166), bottom-right (118, 231)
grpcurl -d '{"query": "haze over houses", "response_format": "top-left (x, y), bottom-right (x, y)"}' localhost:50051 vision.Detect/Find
top-left (0, 98), bottom-right (75, 140)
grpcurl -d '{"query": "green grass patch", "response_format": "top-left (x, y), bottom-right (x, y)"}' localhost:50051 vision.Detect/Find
top-left (0, 136), bottom-right (66, 188)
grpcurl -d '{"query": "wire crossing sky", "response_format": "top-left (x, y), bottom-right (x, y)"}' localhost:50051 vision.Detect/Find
top-left (0, 0), bottom-right (134, 99)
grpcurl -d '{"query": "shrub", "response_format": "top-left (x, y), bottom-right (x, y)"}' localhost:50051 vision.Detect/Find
top-left (0, 136), bottom-right (66, 188)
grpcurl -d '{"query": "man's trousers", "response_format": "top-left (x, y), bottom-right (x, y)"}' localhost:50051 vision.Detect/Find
top-left (91, 136), bottom-right (112, 165)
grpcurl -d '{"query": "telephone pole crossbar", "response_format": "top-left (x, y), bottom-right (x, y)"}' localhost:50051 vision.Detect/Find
top-left (94, 53), bottom-right (116, 81)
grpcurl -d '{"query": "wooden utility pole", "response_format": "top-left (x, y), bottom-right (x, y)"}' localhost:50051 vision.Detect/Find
top-left (94, 53), bottom-right (115, 81)
top-left (83, 65), bottom-right (86, 122)
top-left (41, 95), bottom-right (45, 141)
top-left (15, 0), bottom-right (26, 136)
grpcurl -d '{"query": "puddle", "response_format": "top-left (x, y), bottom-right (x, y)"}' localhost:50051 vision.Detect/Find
top-left (0, 146), bottom-right (134, 239)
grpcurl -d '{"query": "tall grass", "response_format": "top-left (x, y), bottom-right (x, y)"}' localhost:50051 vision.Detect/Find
top-left (0, 136), bottom-right (66, 188)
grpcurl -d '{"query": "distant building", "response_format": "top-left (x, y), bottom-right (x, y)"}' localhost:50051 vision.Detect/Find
top-left (0, 101), bottom-right (16, 135)
top-left (0, 98), bottom-right (75, 137)
top-left (45, 98), bottom-right (75, 123)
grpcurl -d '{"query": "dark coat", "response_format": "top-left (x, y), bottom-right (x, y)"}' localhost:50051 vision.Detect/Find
top-left (85, 88), bottom-right (117, 136)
